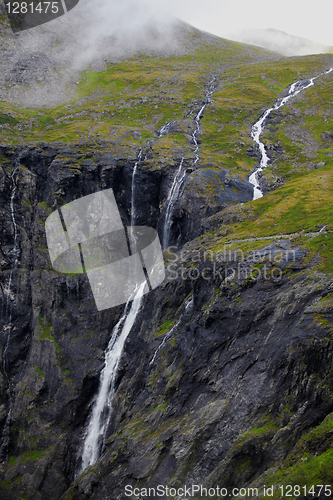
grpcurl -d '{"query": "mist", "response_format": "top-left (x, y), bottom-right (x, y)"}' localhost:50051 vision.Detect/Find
top-left (233, 28), bottom-right (333, 57)
top-left (46, 0), bottom-right (181, 67)
top-left (0, 0), bottom-right (185, 105)
top-left (2, 0), bottom-right (332, 107)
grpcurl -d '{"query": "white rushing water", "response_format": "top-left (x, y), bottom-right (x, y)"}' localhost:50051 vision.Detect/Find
top-left (150, 296), bottom-right (193, 366)
top-left (158, 77), bottom-right (216, 165)
top-left (158, 120), bottom-right (175, 138)
top-left (130, 150), bottom-right (142, 228)
top-left (162, 158), bottom-right (186, 250)
top-left (192, 77), bottom-right (216, 166)
top-left (0, 162), bottom-right (20, 461)
top-left (161, 77), bottom-right (217, 250)
top-left (79, 282), bottom-right (145, 474)
top-left (249, 68), bottom-right (333, 200)
top-left (0, 325), bottom-right (14, 462)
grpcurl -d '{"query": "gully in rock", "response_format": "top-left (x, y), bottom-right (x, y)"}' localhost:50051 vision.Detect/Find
top-left (150, 296), bottom-right (193, 366)
top-left (0, 160), bottom-right (20, 462)
top-left (249, 68), bottom-right (333, 200)
top-left (77, 282), bottom-right (146, 475)
top-left (130, 149), bottom-right (143, 228)
top-left (191, 76), bottom-right (216, 166)
top-left (161, 77), bottom-right (217, 250)
top-left (162, 157), bottom-right (186, 251)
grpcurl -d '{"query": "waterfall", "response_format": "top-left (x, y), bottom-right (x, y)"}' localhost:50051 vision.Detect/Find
top-left (158, 120), bottom-right (175, 138)
top-left (150, 297), bottom-right (193, 366)
top-left (0, 161), bottom-right (20, 461)
top-left (0, 310), bottom-right (15, 462)
top-left (191, 76), bottom-right (216, 166)
top-left (130, 150), bottom-right (142, 228)
top-left (158, 77), bottom-right (216, 165)
top-left (78, 282), bottom-right (145, 475)
top-left (78, 147), bottom-right (149, 475)
top-left (162, 158), bottom-right (186, 250)
top-left (249, 67), bottom-right (333, 200)
top-left (161, 77), bottom-right (217, 250)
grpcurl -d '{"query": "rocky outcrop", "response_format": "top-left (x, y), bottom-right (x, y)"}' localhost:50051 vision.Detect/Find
top-left (0, 143), bottom-right (332, 500)
top-left (176, 167), bottom-right (253, 243)
top-left (62, 237), bottom-right (333, 499)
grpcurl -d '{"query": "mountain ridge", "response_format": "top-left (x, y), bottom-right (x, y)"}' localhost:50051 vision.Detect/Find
top-left (234, 27), bottom-right (333, 57)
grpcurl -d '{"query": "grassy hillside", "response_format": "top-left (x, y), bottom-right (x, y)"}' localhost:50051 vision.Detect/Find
top-left (0, 21), bottom-right (282, 148)
top-left (0, 28), bottom-right (331, 179)
top-left (1, 15), bottom-right (332, 323)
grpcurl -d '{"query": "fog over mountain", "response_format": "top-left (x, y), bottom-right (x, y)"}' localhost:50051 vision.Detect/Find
top-left (1, 0), bottom-right (332, 106)
top-left (1, 0), bottom-right (181, 66)
top-left (0, 0), bottom-right (187, 106)
top-left (233, 28), bottom-right (333, 56)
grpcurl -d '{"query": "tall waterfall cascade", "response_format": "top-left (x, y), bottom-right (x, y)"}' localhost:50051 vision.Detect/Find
top-left (78, 283), bottom-right (145, 474)
top-left (249, 68), bottom-right (333, 200)
top-left (161, 76), bottom-right (217, 250)
top-left (0, 161), bottom-right (20, 461)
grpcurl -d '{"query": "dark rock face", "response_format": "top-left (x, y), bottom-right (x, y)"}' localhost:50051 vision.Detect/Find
top-left (0, 143), bottom-right (332, 499)
top-left (60, 242), bottom-right (333, 500)
top-left (0, 142), bottom-right (169, 499)
top-left (321, 131), bottom-right (333, 144)
top-left (159, 166), bottom-right (253, 248)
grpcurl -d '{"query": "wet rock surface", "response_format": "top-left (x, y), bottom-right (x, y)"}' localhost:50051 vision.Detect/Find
top-left (60, 243), bottom-right (333, 499)
top-left (0, 142), bottom-right (332, 499)
top-left (175, 168), bottom-right (253, 243)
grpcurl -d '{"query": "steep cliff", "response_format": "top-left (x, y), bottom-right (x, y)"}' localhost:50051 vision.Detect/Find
top-left (0, 14), bottom-right (333, 500)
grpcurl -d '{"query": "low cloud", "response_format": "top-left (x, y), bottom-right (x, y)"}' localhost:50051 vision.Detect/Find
top-left (0, 0), bottom-right (185, 105)
top-left (232, 28), bottom-right (333, 57)
top-left (18, 0), bottom-right (182, 68)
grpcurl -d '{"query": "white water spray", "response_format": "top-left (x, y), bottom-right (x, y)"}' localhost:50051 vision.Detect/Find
top-left (150, 296), bottom-right (193, 366)
top-left (249, 68), bottom-right (333, 200)
top-left (158, 77), bottom-right (216, 165)
top-left (78, 282), bottom-right (145, 474)
top-left (192, 77), bottom-right (216, 166)
top-left (158, 120), bottom-right (175, 138)
top-left (0, 161), bottom-right (20, 461)
top-left (130, 150), bottom-right (143, 228)
top-left (162, 158), bottom-right (186, 250)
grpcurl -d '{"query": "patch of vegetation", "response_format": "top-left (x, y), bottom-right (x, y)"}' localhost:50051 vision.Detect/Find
top-left (37, 316), bottom-right (52, 340)
top-left (35, 365), bottom-right (45, 378)
top-left (156, 319), bottom-right (175, 337)
top-left (8, 449), bottom-right (46, 466)
top-left (0, 112), bottom-right (19, 127)
top-left (201, 156), bottom-right (333, 274)
top-left (263, 450), bottom-right (333, 499)
top-left (241, 419), bottom-right (278, 443)
top-left (37, 316), bottom-right (61, 354)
